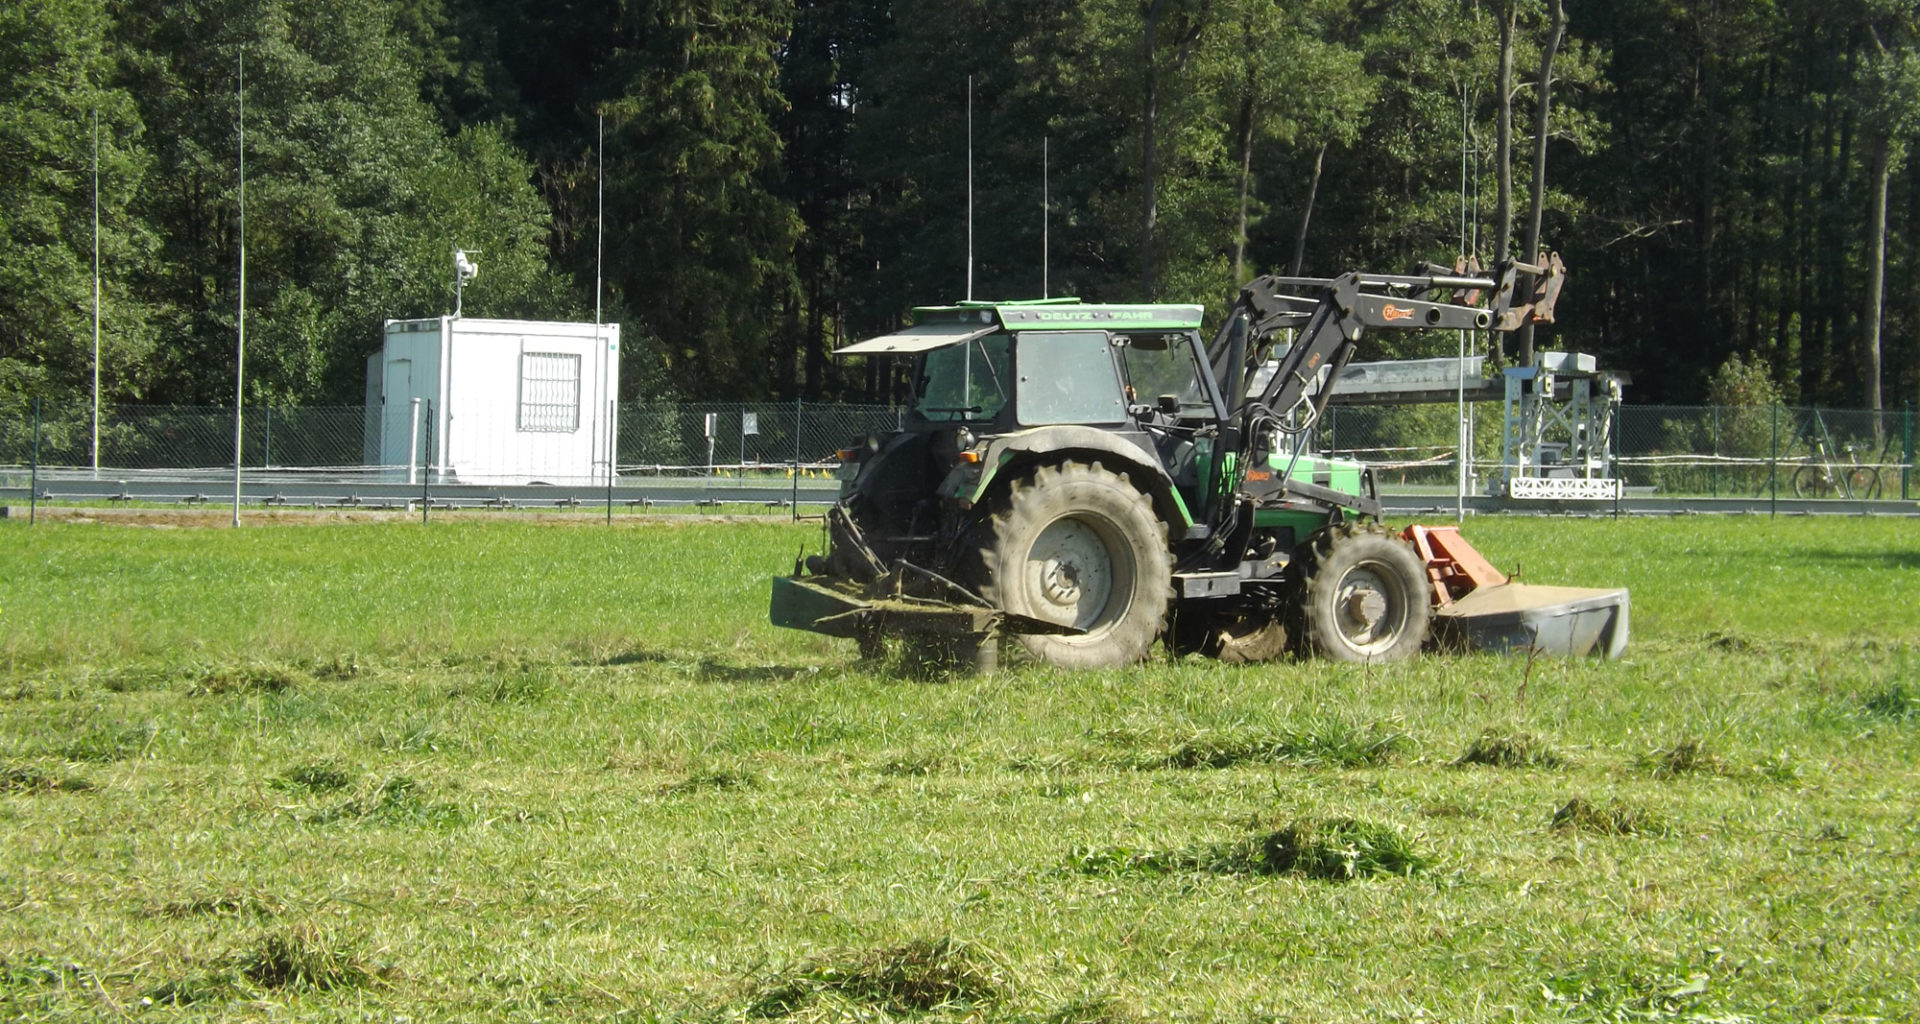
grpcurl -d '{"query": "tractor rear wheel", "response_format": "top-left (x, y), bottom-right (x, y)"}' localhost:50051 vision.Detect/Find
top-left (980, 461), bottom-right (1172, 668)
top-left (1295, 522), bottom-right (1430, 664)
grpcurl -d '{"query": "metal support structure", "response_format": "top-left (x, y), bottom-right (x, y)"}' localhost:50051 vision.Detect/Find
top-left (1495, 352), bottom-right (1623, 500)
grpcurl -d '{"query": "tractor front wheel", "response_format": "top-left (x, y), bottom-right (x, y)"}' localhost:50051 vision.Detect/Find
top-left (981, 461), bottom-right (1172, 668)
top-left (1295, 523), bottom-right (1431, 664)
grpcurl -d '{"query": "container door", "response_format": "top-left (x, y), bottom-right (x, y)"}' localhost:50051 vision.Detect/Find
top-left (382, 358), bottom-right (414, 468)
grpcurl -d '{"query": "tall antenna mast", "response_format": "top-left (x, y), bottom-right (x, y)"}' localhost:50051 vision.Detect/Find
top-left (91, 108), bottom-right (100, 476)
top-left (596, 111), bottom-right (605, 329)
top-left (966, 75), bottom-right (974, 301)
top-left (597, 111), bottom-right (611, 496)
top-left (1042, 136), bottom-right (1050, 299)
top-left (232, 51), bottom-right (246, 527)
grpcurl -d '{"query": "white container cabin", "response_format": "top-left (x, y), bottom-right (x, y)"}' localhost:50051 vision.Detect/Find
top-left (365, 317), bottom-right (620, 485)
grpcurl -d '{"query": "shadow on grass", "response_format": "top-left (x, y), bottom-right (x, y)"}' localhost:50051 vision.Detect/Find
top-left (1797, 547), bottom-right (1920, 571)
top-left (593, 648), bottom-right (675, 667)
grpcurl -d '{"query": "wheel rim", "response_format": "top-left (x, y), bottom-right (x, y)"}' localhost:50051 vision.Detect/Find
top-left (1332, 560), bottom-right (1409, 656)
top-left (1022, 516), bottom-right (1130, 632)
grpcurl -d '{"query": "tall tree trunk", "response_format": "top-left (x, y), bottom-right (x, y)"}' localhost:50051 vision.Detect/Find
top-left (1866, 133), bottom-right (1891, 415)
top-left (1289, 141), bottom-right (1327, 277)
top-left (1141, 0), bottom-right (1169, 296)
top-left (1517, 0), bottom-right (1565, 367)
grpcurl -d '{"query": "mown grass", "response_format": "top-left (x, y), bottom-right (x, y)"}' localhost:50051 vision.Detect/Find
top-left (1, 513), bottom-right (1917, 1021)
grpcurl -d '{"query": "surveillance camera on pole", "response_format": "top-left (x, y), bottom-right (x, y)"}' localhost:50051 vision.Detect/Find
top-left (454, 247), bottom-right (481, 317)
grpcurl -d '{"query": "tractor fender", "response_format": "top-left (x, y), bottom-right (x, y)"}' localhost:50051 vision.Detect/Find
top-left (966, 426), bottom-right (1193, 531)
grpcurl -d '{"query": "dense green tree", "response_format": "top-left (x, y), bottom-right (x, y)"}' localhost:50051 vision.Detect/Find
top-left (596, 0), bottom-right (801, 398)
top-left (0, 0), bottom-right (154, 406)
top-left (3, 0), bottom-right (1915, 412)
top-left (113, 0), bottom-right (571, 405)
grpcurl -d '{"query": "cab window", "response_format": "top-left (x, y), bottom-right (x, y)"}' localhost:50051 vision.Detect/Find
top-left (1015, 331), bottom-right (1127, 425)
top-left (915, 333), bottom-right (1013, 422)
top-left (1119, 332), bottom-right (1209, 411)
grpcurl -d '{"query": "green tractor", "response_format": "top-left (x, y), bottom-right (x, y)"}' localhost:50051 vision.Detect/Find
top-left (771, 258), bottom-right (1614, 669)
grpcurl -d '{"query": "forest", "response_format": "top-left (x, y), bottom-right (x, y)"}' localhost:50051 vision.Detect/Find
top-left (2, 0), bottom-right (1917, 409)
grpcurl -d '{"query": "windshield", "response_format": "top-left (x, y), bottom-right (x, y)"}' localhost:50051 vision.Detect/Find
top-left (915, 333), bottom-right (1012, 422)
top-left (1120, 332), bottom-right (1209, 409)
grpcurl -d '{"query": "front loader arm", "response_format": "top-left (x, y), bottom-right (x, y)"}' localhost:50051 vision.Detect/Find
top-left (1206, 254), bottom-right (1564, 432)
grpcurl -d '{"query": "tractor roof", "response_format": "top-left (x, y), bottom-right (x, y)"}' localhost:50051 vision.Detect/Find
top-left (917, 299), bottom-right (1205, 332)
top-left (836, 299), bottom-right (1204, 356)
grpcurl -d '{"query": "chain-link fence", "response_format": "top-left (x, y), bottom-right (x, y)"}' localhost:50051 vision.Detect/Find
top-left (0, 400), bottom-right (901, 483)
top-left (3, 398), bottom-right (1913, 501)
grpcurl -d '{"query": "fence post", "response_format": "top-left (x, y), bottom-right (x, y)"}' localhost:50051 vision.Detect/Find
top-left (29, 397), bottom-right (40, 526)
top-left (1769, 403), bottom-right (1778, 518)
top-left (605, 398), bottom-right (615, 525)
top-left (420, 398), bottom-right (432, 524)
top-left (1710, 405), bottom-right (1719, 498)
top-left (1905, 401), bottom-right (1913, 502)
top-left (263, 404), bottom-right (272, 469)
top-left (791, 396), bottom-right (802, 522)
top-left (1612, 403), bottom-right (1622, 519)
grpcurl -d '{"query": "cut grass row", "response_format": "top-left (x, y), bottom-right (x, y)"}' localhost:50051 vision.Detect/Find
top-left (1, 514), bottom-right (1916, 1021)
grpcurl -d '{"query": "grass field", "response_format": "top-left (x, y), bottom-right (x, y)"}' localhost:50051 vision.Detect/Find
top-left (2, 513), bottom-right (1916, 1023)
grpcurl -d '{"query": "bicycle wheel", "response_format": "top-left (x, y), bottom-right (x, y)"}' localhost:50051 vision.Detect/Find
top-left (1848, 466), bottom-right (1883, 501)
top-left (1792, 465), bottom-right (1836, 498)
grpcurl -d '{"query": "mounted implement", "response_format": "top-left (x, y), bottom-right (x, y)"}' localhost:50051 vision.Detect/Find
top-left (771, 256), bottom-right (1628, 668)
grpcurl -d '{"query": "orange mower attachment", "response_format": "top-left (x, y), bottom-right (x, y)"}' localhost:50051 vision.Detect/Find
top-left (1402, 524), bottom-right (1630, 658)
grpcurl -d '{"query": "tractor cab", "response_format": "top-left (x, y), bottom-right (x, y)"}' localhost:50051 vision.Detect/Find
top-left (836, 300), bottom-right (1234, 533)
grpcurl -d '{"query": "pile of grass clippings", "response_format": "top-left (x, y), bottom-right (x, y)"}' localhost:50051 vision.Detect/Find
top-left (1862, 681), bottom-right (1918, 719)
top-left (1141, 721), bottom-right (1412, 770)
top-left (1551, 797), bottom-right (1672, 837)
top-left (1454, 728), bottom-right (1566, 769)
top-left (746, 937), bottom-right (1008, 1018)
top-left (2, 762), bottom-right (91, 793)
top-left (1073, 817), bottom-right (1432, 882)
top-left (1639, 738), bottom-right (1726, 778)
top-left (1261, 817), bottom-right (1434, 880)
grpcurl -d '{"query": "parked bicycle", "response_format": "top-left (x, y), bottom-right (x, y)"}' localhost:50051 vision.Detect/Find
top-left (1790, 439), bottom-right (1898, 500)
top-left (1790, 437), bottom-right (1852, 498)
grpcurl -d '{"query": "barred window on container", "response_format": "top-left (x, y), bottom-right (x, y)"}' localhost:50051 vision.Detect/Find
top-left (519, 352), bottom-right (581, 432)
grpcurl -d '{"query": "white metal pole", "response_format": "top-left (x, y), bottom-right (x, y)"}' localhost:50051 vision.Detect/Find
top-left (597, 111), bottom-right (607, 485)
top-left (1043, 135), bottom-right (1049, 299)
top-left (408, 397), bottom-right (421, 485)
top-left (966, 75), bottom-right (974, 301)
top-left (232, 52), bottom-right (246, 527)
top-left (91, 108), bottom-right (101, 476)
top-left (1456, 85), bottom-right (1469, 523)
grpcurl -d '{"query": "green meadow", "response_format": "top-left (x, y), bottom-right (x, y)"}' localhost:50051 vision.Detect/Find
top-left (1, 514), bottom-right (1916, 1022)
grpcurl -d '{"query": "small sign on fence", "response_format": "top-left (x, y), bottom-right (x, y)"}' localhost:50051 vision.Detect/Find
top-left (743, 412), bottom-right (758, 435)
